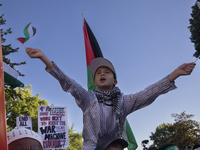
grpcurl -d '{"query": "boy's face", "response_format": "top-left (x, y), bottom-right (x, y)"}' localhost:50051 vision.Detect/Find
top-left (93, 66), bottom-right (117, 91)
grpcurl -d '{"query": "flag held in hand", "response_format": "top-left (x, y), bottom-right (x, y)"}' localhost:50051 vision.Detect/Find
top-left (16, 22), bottom-right (36, 44)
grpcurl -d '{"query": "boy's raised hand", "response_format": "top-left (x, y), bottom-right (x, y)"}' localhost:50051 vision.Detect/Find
top-left (177, 62), bottom-right (196, 76)
top-left (168, 62), bottom-right (196, 82)
top-left (26, 47), bottom-right (44, 59)
top-left (26, 47), bottom-right (54, 70)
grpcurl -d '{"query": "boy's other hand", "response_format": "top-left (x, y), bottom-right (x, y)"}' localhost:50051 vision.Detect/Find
top-left (176, 62), bottom-right (196, 76)
top-left (168, 62), bottom-right (196, 82)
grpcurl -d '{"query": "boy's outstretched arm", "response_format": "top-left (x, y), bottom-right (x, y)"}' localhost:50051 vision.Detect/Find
top-left (168, 62), bottom-right (196, 83)
top-left (26, 47), bottom-right (54, 70)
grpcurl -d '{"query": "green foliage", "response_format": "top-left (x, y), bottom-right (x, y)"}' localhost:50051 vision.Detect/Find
top-left (1, 4), bottom-right (83, 149)
top-left (150, 112), bottom-right (200, 150)
top-left (0, 3), bottom-right (25, 77)
top-left (189, 0), bottom-right (200, 58)
top-left (67, 123), bottom-right (83, 150)
top-left (5, 85), bottom-right (49, 132)
top-left (149, 123), bottom-right (174, 147)
top-left (1, 3), bottom-right (45, 132)
top-left (56, 123), bottom-right (83, 150)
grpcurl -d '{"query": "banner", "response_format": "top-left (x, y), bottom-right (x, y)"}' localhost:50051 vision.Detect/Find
top-left (38, 106), bottom-right (69, 149)
top-left (3, 62), bottom-right (24, 88)
top-left (16, 116), bottom-right (32, 130)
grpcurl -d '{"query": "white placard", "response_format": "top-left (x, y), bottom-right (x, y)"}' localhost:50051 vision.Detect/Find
top-left (16, 116), bottom-right (32, 130)
top-left (38, 106), bottom-right (69, 149)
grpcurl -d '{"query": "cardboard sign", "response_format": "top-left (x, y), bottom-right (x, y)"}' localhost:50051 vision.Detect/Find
top-left (38, 106), bottom-right (69, 149)
top-left (16, 116), bottom-right (32, 130)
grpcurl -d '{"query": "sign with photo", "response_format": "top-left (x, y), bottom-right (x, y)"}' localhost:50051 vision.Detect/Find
top-left (16, 116), bottom-right (32, 130)
top-left (38, 106), bottom-right (69, 149)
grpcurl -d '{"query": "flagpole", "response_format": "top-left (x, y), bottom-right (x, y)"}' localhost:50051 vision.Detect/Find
top-left (82, 9), bottom-right (84, 19)
top-left (0, 28), bottom-right (8, 150)
top-left (194, 56), bottom-right (199, 63)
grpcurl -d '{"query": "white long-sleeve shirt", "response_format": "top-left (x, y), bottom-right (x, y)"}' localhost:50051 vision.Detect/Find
top-left (46, 62), bottom-right (177, 150)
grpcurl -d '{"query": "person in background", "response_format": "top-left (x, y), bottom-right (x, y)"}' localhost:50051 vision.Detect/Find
top-left (159, 143), bottom-right (180, 150)
top-left (7, 128), bottom-right (43, 150)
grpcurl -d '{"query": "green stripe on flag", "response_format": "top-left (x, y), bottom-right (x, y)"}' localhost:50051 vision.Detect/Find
top-left (4, 71), bottom-right (24, 88)
top-left (24, 22), bottom-right (32, 41)
top-left (3, 62), bottom-right (24, 88)
top-left (87, 66), bottom-right (96, 91)
top-left (122, 119), bottom-right (138, 150)
top-left (23, 22), bottom-right (36, 42)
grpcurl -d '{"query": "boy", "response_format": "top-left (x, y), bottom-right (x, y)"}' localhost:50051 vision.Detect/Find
top-left (26, 47), bottom-right (195, 150)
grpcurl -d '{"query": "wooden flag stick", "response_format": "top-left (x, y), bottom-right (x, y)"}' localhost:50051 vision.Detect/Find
top-left (194, 56), bottom-right (200, 63)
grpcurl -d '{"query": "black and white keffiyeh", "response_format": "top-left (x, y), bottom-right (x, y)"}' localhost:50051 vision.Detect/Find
top-left (93, 86), bottom-right (123, 136)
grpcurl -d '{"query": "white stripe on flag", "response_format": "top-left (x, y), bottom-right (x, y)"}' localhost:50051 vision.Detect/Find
top-left (3, 62), bottom-right (24, 88)
top-left (3, 62), bottom-right (19, 78)
top-left (27, 23), bottom-right (34, 39)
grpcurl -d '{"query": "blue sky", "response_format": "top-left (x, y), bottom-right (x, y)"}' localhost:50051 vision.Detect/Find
top-left (1, 1), bottom-right (200, 149)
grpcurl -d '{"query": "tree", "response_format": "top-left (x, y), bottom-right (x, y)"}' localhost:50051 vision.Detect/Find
top-left (1, 4), bottom-right (47, 132)
top-left (1, 4), bottom-right (83, 149)
top-left (149, 123), bottom-right (174, 148)
top-left (189, 0), bottom-right (200, 58)
top-left (5, 85), bottom-right (49, 132)
top-left (150, 112), bottom-right (200, 150)
top-left (56, 123), bottom-right (83, 150)
top-left (1, 4), bottom-right (25, 77)
top-left (67, 123), bottom-right (83, 150)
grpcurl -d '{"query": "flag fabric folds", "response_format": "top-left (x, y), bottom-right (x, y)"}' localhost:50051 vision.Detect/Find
top-left (82, 18), bottom-right (138, 150)
top-left (83, 18), bottom-right (103, 91)
top-left (122, 118), bottom-right (138, 150)
top-left (3, 62), bottom-right (24, 88)
top-left (17, 22), bottom-right (36, 44)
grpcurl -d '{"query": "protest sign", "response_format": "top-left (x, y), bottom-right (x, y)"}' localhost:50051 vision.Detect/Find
top-left (38, 106), bottom-right (69, 149)
top-left (16, 116), bottom-right (32, 130)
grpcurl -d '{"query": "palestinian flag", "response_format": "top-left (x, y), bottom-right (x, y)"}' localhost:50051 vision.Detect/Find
top-left (3, 62), bottom-right (24, 88)
top-left (17, 22), bottom-right (36, 44)
top-left (122, 118), bottom-right (138, 150)
top-left (82, 18), bottom-right (138, 150)
top-left (83, 18), bottom-right (103, 91)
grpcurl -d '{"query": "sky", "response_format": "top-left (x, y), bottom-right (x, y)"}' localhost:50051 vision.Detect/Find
top-left (1, 1), bottom-right (200, 149)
